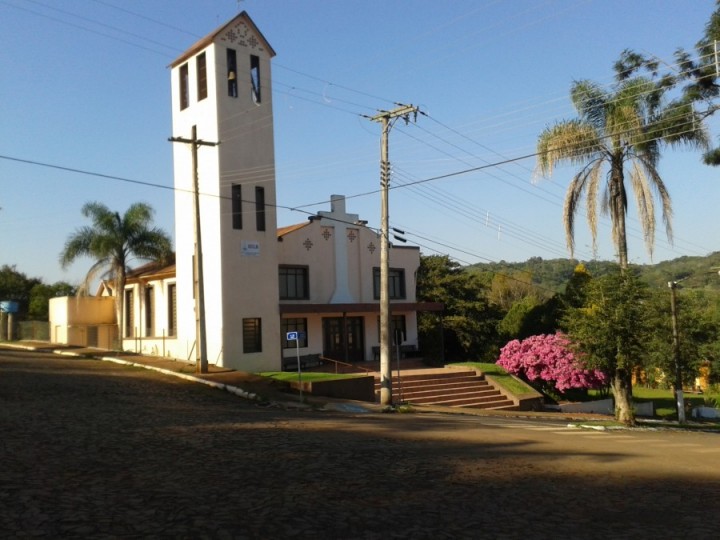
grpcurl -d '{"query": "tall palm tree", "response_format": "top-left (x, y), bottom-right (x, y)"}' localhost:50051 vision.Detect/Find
top-left (536, 77), bottom-right (709, 270)
top-left (60, 202), bottom-right (172, 346)
top-left (537, 77), bottom-right (708, 425)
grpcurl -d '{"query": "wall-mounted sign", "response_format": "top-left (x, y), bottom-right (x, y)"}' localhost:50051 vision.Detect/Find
top-left (242, 240), bottom-right (260, 257)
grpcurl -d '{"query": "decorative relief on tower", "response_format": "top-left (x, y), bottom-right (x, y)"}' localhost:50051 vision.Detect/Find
top-left (321, 227), bottom-right (332, 241)
top-left (347, 229), bottom-right (357, 243)
top-left (367, 242), bottom-right (376, 254)
top-left (219, 20), bottom-right (265, 52)
top-left (303, 238), bottom-right (314, 251)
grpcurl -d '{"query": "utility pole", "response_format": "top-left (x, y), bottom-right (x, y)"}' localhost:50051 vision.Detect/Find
top-left (369, 104), bottom-right (418, 407)
top-left (668, 280), bottom-right (685, 423)
top-left (169, 125), bottom-right (219, 374)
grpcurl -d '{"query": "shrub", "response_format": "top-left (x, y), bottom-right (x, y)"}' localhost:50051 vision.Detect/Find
top-left (496, 333), bottom-right (608, 394)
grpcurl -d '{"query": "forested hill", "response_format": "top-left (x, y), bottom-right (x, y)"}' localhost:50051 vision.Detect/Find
top-left (465, 252), bottom-right (720, 293)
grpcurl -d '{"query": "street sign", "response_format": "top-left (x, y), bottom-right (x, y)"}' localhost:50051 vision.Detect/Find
top-left (286, 331), bottom-right (298, 341)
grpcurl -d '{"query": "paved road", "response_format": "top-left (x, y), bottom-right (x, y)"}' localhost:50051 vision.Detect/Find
top-left (2, 348), bottom-right (719, 539)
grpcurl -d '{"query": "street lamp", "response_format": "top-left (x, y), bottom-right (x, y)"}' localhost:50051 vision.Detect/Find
top-left (668, 268), bottom-right (720, 423)
top-left (667, 279), bottom-right (685, 423)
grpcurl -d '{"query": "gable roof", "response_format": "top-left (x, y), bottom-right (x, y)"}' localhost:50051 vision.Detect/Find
top-left (277, 221), bottom-right (311, 239)
top-left (170, 11), bottom-right (276, 68)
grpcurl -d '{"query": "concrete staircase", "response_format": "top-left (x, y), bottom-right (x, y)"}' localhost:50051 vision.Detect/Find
top-left (375, 368), bottom-right (516, 410)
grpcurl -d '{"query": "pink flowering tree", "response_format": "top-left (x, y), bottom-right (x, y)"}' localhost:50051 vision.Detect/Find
top-left (497, 333), bottom-right (608, 396)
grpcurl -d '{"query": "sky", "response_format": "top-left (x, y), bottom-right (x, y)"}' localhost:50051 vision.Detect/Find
top-left (1, 0), bottom-right (719, 286)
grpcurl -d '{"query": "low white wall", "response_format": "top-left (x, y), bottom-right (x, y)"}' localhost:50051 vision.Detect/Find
top-left (551, 399), bottom-right (654, 417)
top-left (692, 406), bottom-right (720, 419)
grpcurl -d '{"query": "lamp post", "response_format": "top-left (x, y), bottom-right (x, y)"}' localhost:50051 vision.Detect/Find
top-left (667, 269), bottom-right (720, 423)
top-left (667, 280), bottom-right (685, 423)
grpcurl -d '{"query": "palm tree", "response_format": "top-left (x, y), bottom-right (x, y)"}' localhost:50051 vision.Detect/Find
top-left (536, 77), bottom-right (709, 270)
top-left (536, 76), bottom-right (708, 425)
top-left (60, 202), bottom-right (172, 346)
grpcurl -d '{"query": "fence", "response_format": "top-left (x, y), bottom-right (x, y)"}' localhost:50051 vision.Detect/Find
top-left (17, 321), bottom-right (50, 341)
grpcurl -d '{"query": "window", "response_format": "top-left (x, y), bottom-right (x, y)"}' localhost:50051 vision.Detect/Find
top-left (124, 289), bottom-right (134, 337)
top-left (227, 48), bottom-right (238, 97)
top-left (255, 186), bottom-right (265, 231)
top-left (250, 54), bottom-right (261, 103)
top-left (167, 283), bottom-right (177, 337)
top-left (144, 286), bottom-right (154, 337)
top-left (377, 315), bottom-right (406, 344)
top-left (231, 183), bottom-right (242, 229)
top-left (243, 318), bottom-right (262, 353)
top-left (196, 52), bottom-right (207, 101)
top-left (279, 266), bottom-right (309, 300)
top-left (373, 268), bottom-right (406, 300)
top-left (179, 63), bottom-right (189, 110)
top-left (282, 318), bottom-right (308, 348)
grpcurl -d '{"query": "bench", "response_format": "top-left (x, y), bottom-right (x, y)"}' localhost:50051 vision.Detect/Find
top-left (282, 353), bottom-right (323, 371)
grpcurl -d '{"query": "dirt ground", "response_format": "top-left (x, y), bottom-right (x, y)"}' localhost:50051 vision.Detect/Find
top-left (2, 347), bottom-right (719, 539)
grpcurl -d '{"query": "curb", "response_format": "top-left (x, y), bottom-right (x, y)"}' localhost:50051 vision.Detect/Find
top-left (3, 342), bottom-right (320, 411)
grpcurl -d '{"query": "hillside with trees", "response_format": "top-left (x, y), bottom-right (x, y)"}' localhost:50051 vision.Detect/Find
top-left (466, 252), bottom-right (720, 294)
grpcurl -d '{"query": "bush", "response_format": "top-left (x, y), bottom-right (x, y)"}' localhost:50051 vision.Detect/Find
top-left (496, 333), bottom-right (608, 395)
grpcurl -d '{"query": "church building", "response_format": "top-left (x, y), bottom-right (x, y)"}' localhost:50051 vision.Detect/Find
top-left (50, 12), bottom-right (441, 372)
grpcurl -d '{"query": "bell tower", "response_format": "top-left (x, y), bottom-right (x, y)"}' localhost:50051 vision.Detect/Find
top-left (169, 12), bottom-right (280, 371)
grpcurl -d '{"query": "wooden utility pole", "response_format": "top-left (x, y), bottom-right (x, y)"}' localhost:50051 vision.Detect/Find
top-left (169, 126), bottom-right (219, 374)
top-left (370, 104), bottom-right (418, 407)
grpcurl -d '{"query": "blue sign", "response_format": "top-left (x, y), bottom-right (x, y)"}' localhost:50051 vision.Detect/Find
top-left (0, 301), bottom-right (19, 313)
top-left (286, 331), bottom-right (299, 341)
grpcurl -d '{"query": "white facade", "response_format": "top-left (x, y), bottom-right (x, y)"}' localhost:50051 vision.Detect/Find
top-left (278, 195), bottom-right (425, 364)
top-left (169, 13), bottom-right (280, 372)
top-left (118, 264), bottom-right (180, 359)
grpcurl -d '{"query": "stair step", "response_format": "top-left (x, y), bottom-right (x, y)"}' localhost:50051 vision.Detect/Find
top-left (409, 392), bottom-right (506, 406)
top-left (398, 388), bottom-right (504, 399)
top-left (458, 400), bottom-right (516, 410)
top-left (388, 380), bottom-right (491, 392)
top-left (392, 370), bottom-right (477, 382)
top-left (373, 368), bottom-right (514, 411)
top-left (374, 374), bottom-right (484, 389)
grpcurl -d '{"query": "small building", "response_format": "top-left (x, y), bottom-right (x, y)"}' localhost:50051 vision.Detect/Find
top-left (49, 296), bottom-right (116, 349)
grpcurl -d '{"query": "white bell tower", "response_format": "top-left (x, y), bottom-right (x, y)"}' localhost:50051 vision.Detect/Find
top-left (169, 12), bottom-right (280, 371)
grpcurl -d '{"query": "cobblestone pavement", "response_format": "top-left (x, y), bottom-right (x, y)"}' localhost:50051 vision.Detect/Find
top-left (2, 348), bottom-right (720, 539)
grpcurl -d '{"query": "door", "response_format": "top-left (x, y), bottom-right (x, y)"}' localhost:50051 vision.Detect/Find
top-left (323, 316), bottom-right (365, 363)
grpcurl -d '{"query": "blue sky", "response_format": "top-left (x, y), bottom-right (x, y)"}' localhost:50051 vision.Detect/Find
top-left (1, 0), bottom-right (719, 286)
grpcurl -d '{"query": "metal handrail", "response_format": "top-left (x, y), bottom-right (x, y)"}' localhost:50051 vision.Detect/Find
top-left (318, 355), bottom-right (374, 375)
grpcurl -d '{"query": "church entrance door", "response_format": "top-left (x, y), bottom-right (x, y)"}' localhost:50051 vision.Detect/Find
top-left (322, 316), bottom-right (364, 363)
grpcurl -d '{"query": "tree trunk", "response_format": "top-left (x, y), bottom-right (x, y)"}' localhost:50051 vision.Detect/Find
top-left (611, 367), bottom-right (635, 425)
top-left (114, 270), bottom-right (126, 350)
top-left (609, 157), bottom-right (628, 271)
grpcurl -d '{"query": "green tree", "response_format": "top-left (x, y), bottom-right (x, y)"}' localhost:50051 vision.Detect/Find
top-left (487, 271), bottom-right (539, 311)
top-left (60, 202), bottom-right (172, 344)
top-left (614, 3), bottom-right (720, 165)
top-left (416, 255), bottom-right (501, 363)
top-left (643, 288), bottom-right (720, 389)
top-left (0, 265), bottom-right (40, 319)
top-left (28, 281), bottom-right (76, 320)
top-left (536, 76), bottom-right (708, 270)
top-left (498, 295), bottom-right (560, 341)
top-left (564, 270), bottom-right (651, 425)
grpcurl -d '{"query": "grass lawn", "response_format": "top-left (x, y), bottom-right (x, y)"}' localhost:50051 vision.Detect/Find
top-left (259, 371), bottom-right (367, 383)
top-left (633, 387), bottom-right (720, 419)
top-left (449, 362), bottom-right (536, 396)
top-left (586, 387), bottom-right (720, 421)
